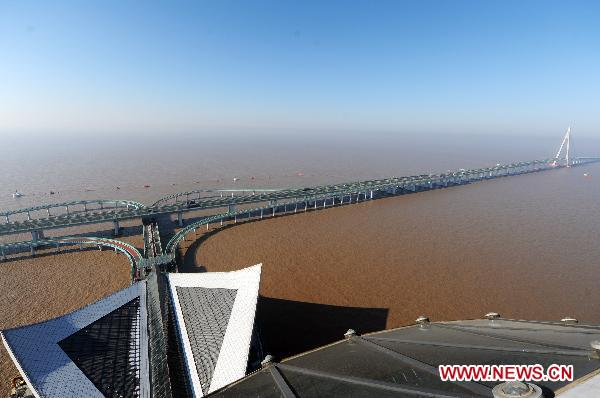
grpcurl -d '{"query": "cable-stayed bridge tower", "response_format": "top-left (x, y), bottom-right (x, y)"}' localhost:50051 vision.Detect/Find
top-left (554, 126), bottom-right (572, 167)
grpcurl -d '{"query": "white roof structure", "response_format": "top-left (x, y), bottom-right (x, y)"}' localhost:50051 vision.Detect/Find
top-left (168, 264), bottom-right (262, 397)
top-left (1, 282), bottom-right (149, 398)
top-left (559, 371), bottom-right (600, 397)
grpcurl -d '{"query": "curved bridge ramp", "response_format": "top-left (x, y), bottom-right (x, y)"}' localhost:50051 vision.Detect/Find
top-left (0, 237), bottom-right (142, 282)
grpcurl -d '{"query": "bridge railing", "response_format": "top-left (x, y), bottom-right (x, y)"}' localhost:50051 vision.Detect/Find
top-left (151, 188), bottom-right (285, 207)
top-left (0, 236), bottom-right (143, 282)
top-left (1, 199), bottom-right (146, 224)
top-left (1, 157), bottom-right (590, 237)
top-left (164, 158), bottom-right (563, 259)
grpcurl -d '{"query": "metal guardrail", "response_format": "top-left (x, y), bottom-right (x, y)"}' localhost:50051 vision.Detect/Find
top-left (163, 156), bottom-right (600, 257)
top-left (0, 236), bottom-right (143, 282)
top-left (1, 158), bottom-right (599, 238)
top-left (1, 199), bottom-right (145, 218)
top-left (151, 188), bottom-right (284, 207)
top-left (2, 156), bottom-right (599, 271)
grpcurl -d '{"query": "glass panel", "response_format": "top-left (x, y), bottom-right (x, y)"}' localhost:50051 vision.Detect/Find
top-left (283, 340), bottom-right (476, 395)
top-left (279, 368), bottom-right (417, 398)
top-left (210, 370), bottom-right (282, 398)
top-left (441, 320), bottom-right (600, 351)
top-left (375, 340), bottom-right (599, 390)
top-left (58, 297), bottom-right (141, 398)
top-left (370, 325), bottom-right (555, 351)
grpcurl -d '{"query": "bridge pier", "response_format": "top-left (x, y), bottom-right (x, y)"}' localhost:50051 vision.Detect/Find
top-left (31, 230), bottom-right (44, 242)
top-left (30, 245), bottom-right (35, 257)
top-left (228, 204), bottom-right (236, 213)
top-left (1, 246), bottom-right (5, 261)
top-left (113, 220), bottom-right (120, 236)
top-left (177, 212), bottom-right (183, 227)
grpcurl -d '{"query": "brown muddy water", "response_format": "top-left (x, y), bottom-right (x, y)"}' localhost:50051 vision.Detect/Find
top-left (183, 162), bottom-right (600, 359)
top-left (1, 132), bottom-right (599, 385)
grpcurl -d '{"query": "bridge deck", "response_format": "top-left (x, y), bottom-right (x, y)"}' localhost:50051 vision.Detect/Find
top-left (0, 157), bottom-right (598, 239)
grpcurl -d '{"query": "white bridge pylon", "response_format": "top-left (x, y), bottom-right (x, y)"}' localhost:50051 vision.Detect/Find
top-left (553, 126), bottom-right (571, 167)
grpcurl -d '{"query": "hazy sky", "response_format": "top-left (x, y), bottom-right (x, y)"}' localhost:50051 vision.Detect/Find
top-left (1, 0), bottom-right (599, 137)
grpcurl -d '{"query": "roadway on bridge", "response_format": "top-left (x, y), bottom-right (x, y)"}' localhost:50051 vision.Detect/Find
top-left (0, 158), bottom-right (598, 239)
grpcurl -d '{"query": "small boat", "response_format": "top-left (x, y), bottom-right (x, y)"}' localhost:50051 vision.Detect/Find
top-left (116, 186), bottom-right (121, 190)
top-left (584, 173), bottom-right (590, 177)
top-left (144, 184), bottom-right (151, 188)
top-left (233, 177), bottom-right (240, 183)
top-left (297, 172), bottom-right (305, 177)
top-left (12, 190), bottom-right (23, 198)
top-left (49, 191), bottom-right (55, 195)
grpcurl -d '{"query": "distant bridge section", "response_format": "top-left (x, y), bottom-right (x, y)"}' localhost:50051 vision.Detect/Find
top-left (0, 199), bottom-right (146, 242)
top-left (572, 157), bottom-right (600, 165)
top-left (164, 158), bottom-right (600, 258)
top-left (151, 188), bottom-right (284, 207)
top-left (2, 145), bottom-right (600, 248)
top-left (3, 158), bottom-right (599, 243)
top-left (1, 199), bottom-right (145, 223)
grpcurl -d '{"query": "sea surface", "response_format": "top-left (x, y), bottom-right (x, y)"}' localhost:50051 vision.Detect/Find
top-left (2, 132), bottom-right (598, 211)
top-left (2, 130), bottom-right (600, 364)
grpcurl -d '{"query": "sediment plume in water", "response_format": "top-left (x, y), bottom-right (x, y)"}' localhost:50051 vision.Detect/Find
top-left (0, 161), bottom-right (598, 392)
top-left (183, 167), bottom-right (600, 359)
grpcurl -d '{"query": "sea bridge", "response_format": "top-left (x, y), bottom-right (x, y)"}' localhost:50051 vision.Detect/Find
top-left (0, 159), bottom-right (581, 237)
top-left (1, 130), bottom-right (599, 263)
